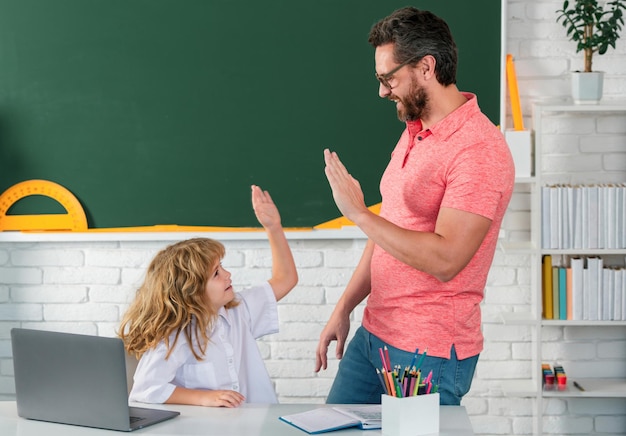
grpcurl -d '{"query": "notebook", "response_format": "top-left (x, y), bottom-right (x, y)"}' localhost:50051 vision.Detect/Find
top-left (279, 405), bottom-right (382, 433)
top-left (11, 328), bottom-right (180, 432)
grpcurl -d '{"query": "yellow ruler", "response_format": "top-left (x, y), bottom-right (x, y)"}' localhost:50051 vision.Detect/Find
top-left (0, 179), bottom-right (378, 232)
top-left (313, 203), bottom-right (381, 229)
top-left (0, 180), bottom-right (88, 231)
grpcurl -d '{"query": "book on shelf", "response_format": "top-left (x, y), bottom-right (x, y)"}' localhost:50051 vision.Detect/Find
top-left (583, 264), bottom-right (590, 320)
top-left (587, 257), bottom-right (603, 321)
top-left (566, 266), bottom-right (573, 320)
top-left (279, 405), bottom-right (381, 434)
top-left (602, 268), bottom-right (612, 320)
top-left (571, 257), bottom-right (584, 321)
top-left (613, 269), bottom-right (626, 319)
top-left (541, 256), bottom-right (626, 321)
top-left (563, 185), bottom-right (572, 250)
top-left (580, 186), bottom-right (588, 250)
top-left (552, 265), bottom-right (560, 320)
top-left (542, 186), bottom-right (551, 249)
top-left (607, 184), bottom-right (617, 249)
top-left (573, 186), bottom-right (583, 249)
top-left (541, 184), bottom-right (626, 249)
top-left (559, 267), bottom-right (567, 320)
top-left (598, 184), bottom-right (606, 249)
top-left (550, 186), bottom-right (560, 249)
top-left (622, 269), bottom-right (626, 319)
top-left (588, 185), bottom-right (599, 249)
top-left (616, 183), bottom-right (626, 248)
top-left (542, 255), bottom-right (553, 320)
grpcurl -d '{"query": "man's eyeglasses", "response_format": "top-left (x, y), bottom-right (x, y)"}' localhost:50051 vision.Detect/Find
top-left (375, 57), bottom-right (420, 90)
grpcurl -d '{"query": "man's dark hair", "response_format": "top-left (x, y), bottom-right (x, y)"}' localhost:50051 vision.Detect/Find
top-left (368, 7), bottom-right (458, 86)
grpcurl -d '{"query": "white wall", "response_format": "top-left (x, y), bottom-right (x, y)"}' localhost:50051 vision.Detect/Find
top-left (1, 1), bottom-right (626, 434)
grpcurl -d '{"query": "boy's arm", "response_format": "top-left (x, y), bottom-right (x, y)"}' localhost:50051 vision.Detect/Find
top-left (251, 185), bottom-right (298, 301)
top-left (166, 386), bottom-right (244, 408)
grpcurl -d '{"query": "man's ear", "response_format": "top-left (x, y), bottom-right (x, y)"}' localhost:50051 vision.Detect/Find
top-left (419, 55), bottom-right (437, 80)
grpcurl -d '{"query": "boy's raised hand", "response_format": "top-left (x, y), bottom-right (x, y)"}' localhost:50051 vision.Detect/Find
top-left (251, 185), bottom-right (298, 302)
top-left (251, 185), bottom-right (282, 230)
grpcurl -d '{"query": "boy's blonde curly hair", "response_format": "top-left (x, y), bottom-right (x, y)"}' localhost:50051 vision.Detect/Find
top-left (119, 238), bottom-right (239, 360)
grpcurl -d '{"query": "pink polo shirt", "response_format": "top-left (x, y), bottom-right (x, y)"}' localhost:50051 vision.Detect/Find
top-left (362, 93), bottom-right (514, 360)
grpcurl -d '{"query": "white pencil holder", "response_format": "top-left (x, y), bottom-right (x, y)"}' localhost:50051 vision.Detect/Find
top-left (381, 392), bottom-right (439, 436)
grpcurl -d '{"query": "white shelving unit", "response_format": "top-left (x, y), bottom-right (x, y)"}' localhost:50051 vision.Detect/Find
top-left (501, 100), bottom-right (626, 435)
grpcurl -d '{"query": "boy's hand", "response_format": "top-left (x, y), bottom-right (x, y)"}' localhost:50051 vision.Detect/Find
top-left (200, 390), bottom-right (245, 408)
top-left (166, 386), bottom-right (245, 408)
top-left (251, 185), bottom-right (281, 230)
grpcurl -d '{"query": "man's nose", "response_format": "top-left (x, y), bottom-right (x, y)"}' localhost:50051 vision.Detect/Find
top-left (378, 82), bottom-right (392, 98)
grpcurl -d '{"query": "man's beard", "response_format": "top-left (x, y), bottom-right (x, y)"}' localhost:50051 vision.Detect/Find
top-left (394, 78), bottom-right (429, 122)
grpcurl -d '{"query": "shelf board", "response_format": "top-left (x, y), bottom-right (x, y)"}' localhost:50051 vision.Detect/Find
top-left (501, 379), bottom-right (626, 398)
top-left (541, 320), bottom-right (626, 327)
top-left (540, 248), bottom-right (626, 255)
top-left (543, 379), bottom-right (626, 398)
top-left (497, 313), bottom-right (622, 326)
top-left (534, 100), bottom-right (626, 113)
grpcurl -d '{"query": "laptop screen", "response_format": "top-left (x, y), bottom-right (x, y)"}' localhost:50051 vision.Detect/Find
top-left (11, 328), bottom-right (178, 432)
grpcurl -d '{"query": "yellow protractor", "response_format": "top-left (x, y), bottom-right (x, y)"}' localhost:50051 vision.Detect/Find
top-left (0, 180), bottom-right (88, 231)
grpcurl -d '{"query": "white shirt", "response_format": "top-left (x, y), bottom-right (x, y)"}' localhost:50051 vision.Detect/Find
top-left (130, 282), bottom-right (279, 404)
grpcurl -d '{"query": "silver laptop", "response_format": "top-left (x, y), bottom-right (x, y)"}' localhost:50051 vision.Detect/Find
top-left (11, 328), bottom-right (180, 432)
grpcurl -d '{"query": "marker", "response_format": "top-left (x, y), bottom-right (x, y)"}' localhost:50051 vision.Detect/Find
top-left (383, 346), bottom-right (392, 372)
top-left (401, 366), bottom-right (409, 384)
top-left (424, 369), bottom-right (433, 386)
top-left (394, 377), bottom-right (402, 398)
top-left (378, 347), bottom-right (388, 371)
top-left (382, 369), bottom-right (392, 396)
top-left (409, 348), bottom-right (419, 370)
top-left (415, 348), bottom-right (428, 371)
top-left (376, 368), bottom-right (389, 394)
top-left (413, 370), bottom-right (421, 396)
top-left (386, 370), bottom-right (397, 397)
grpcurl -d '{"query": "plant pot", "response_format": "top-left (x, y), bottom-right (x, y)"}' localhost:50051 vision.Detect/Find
top-left (570, 71), bottom-right (604, 104)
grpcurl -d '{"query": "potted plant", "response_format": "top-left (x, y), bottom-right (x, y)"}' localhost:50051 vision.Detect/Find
top-left (556, 0), bottom-right (626, 103)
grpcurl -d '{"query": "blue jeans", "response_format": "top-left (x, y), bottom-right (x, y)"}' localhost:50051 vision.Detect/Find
top-left (326, 326), bottom-right (478, 405)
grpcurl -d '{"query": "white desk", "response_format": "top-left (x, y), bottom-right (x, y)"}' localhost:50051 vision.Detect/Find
top-left (0, 401), bottom-right (474, 435)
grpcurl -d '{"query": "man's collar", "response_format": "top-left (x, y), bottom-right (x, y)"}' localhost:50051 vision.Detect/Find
top-left (406, 92), bottom-right (478, 141)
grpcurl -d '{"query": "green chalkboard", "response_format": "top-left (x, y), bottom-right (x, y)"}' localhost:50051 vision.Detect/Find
top-left (0, 0), bottom-right (502, 228)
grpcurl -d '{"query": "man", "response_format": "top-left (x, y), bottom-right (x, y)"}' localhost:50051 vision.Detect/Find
top-left (315, 7), bottom-right (515, 406)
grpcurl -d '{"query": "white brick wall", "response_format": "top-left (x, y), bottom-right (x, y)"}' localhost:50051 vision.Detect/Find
top-left (1, 1), bottom-right (626, 434)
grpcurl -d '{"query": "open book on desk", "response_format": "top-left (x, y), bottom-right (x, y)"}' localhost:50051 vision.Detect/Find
top-left (279, 405), bottom-right (381, 433)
